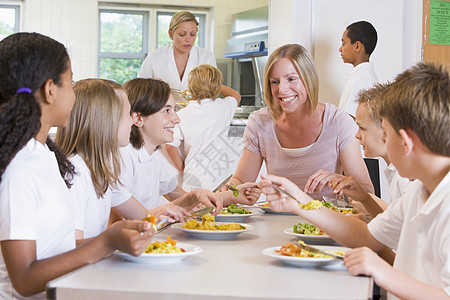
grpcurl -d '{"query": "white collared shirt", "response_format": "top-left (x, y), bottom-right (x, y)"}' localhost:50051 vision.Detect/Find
top-left (169, 96), bottom-right (237, 191)
top-left (0, 139), bottom-right (76, 299)
top-left (138, 45), bottom-right (216, 94)
top-left (383, 163), bottom-right (411, 202)
top-left (70, 154), bottom-right (112, 238)
top-left (111, 145), bottom-right (177, 209)
top-left (368, 171), bottom-right (450, 299)
top-left (339, 62), bottom-right (378, 117)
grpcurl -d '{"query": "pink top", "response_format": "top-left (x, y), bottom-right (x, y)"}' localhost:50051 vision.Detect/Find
top-left (244, 103), bottom-right (358, 199)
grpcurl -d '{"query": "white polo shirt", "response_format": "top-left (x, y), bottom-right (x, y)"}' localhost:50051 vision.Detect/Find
top-left (112, 145), bottom-right (177, 209)
top-left (339, 62), bottom-right (378, 117)
top-left (169, 97), bottom-right (237, 191)
top-left (383, 163), bottom-right (411, 202)
top-left (0, 139), bottom-right (76, 299)
top-left (70, 154), bottom-right (112, 238)
top-left (368, 171), bottom-right (450, 299)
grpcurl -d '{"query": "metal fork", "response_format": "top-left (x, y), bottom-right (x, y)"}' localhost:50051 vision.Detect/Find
top-left (270, 184), bottom-right (302, 204)
top-left (323, 195), bottom-right (352, 208)
top-left (292, 240), bottom-right (344, 260)
top-left (171, 88), bottom-right (192, 100)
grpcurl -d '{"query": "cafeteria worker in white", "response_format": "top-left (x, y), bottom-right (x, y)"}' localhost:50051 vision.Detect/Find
top-left (138, 11), bottom-right (217, 100)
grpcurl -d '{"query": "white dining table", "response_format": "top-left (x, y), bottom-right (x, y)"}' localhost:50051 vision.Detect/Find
top-left (46, 212), bottom-right (373, 300)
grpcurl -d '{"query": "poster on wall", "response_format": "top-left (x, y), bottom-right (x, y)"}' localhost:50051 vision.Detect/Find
top-left (429, 0), bottom-right (450, 45)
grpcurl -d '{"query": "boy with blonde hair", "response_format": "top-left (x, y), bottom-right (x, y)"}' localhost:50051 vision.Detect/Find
top-left (260, 62), bottom-right (450, 300)
top-left (167, 64), bottom-right (242, 191)
top-left (328, 83), bottom-right (411, 219)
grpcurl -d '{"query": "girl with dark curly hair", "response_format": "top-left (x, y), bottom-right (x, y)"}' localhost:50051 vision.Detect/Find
top-left (0, 32), bottom-right (154, 299)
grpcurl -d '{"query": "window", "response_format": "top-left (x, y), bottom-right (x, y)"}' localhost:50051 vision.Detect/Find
top-left (98, 5), bottom-right (209, 84)
top-left (0, 4), bottom-right (20, 41)
top-left (98, 9), bottom-right (149, 84)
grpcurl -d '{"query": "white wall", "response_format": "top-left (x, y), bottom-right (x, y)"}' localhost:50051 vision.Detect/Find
top-left (14, 0), bottom-right (423, 101)
top-left (269, 0), bottom-right (423, 105)
top-left (268, 0), bottom-right (423, 201)
top-left (18, 0), bottom-right (268, 81)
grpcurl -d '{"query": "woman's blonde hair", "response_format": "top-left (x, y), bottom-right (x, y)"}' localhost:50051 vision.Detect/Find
top-left (264, 44), bottom-right (319, 119)
top-left (169, 11), bottom-right (198, 32)
top-left (55, 79), bottom-right (125, 198)
top-left (188, 64), bottom-right (223, 101)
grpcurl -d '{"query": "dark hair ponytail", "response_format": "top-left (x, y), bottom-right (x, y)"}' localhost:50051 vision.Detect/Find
top-left (0, 32), bottom-right (74, 187)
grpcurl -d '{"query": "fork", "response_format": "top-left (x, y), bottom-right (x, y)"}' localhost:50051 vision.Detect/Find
top-left (171, 88), bottom-right (192, 100)
top-left (323, 194), bottom-right (352, 208)
top-left (292, 240), bottom-right (344, 260)
top-left (270, 184), bottom-right (329, 211)
top-left (157, 206), bottom-right (214, 232)
top-left (270, 184), bottom-right (302, 204)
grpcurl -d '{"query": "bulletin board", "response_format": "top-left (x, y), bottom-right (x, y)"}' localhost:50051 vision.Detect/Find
top-left (423, 0), bottom-right (450, 69)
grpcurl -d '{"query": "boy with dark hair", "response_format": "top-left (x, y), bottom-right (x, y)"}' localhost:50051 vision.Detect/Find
top-left (260, 62), bottom-right (450, 300)
top-left (339, 21), bottom-right (378, 117)
top-left (339, 21), bottom-right (382, 202)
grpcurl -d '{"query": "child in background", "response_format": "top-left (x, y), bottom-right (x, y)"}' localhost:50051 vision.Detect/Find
top-left (338, 20), bottom-right (378, 117)
top-left (166, 64), bottom-right (242, 192)
top-left (328, 83), bottom-right (411, 219)
top-left (0, 33), bottom-right (153, 299)
top-left (55, 79), bottom-right (187, 239)
top-left (260, 63), bottom-right (450, 300)
top-left (337, 20), bottom-right (382, 202)
top-left (111, 78), bottom-right (257, 218)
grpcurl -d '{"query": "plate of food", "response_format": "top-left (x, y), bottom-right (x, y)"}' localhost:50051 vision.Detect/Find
top-left (115, 237), bottom-right (202, 264)
top-left (254, 202), bottom-right (296, 215)
top-left (283, 223), bottom-right (337, 245)
top-left (322, 200), bottom-right (358, 215)
top-left (172, 215), bottom-right (253, 240)
top-left (214, 204), bottom-right (261, 222)
top-left (262, 243), bottom-right (348, 268)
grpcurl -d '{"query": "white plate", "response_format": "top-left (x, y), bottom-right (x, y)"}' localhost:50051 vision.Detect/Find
top-left (172, 222), bottom-right (253, 240)
top-left (115, 242), bottom-right (202, 264)
top-left (254, 202), bottom-right (296, 215)
top-left (283, 227), bottom-right (337, 245)
top-left (215, 208), bottom-right (261, 222)
top-left (262, 245), bottom-right (348, 268)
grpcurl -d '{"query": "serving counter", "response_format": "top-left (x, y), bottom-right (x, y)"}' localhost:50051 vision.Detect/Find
top-left (47, 213), bottom-right (373, 300)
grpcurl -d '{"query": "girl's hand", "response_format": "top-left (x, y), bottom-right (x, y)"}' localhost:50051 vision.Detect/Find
top-left (233, 183), bottom-right (261, 206)
top-left (190, 189), bottom-right (223, 215)
top-left (104, 220), bottom-right (154, 256)
top-left (304, 169), bottom-right (337, 194)
top-left (258, 174), bottom-right (309, 213)
top-left (241, 186), bottom-right (261, 205)
top-left (156, 203), bottom-right (190, 222)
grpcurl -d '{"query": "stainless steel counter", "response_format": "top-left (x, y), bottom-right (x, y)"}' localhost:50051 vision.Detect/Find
top-left (47, 213), bottom-right (373, 300)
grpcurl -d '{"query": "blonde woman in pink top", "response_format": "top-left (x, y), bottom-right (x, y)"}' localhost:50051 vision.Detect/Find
top-left (226, 44), bottom-right (373, 199)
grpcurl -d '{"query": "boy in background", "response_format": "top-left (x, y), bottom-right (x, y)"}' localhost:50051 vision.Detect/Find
top-left (260, 62), bottom-right (450, 299)
top-left (329, 83), bottom-right (411, 219)
top-left (166, 64), bottom-right (241, 192)
top-left (339, 20), bottom-right (378, 117)
top-left (338, 21), bottom-right (382, 200)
